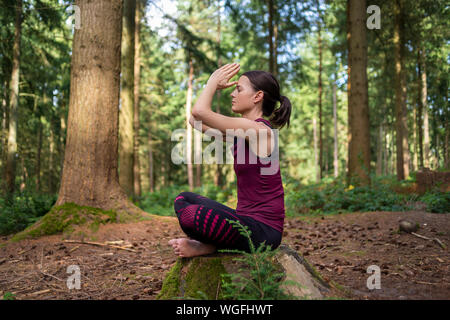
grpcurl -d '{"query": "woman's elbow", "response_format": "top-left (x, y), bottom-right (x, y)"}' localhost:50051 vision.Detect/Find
top-left (191, 109), bottom-right (205, 120)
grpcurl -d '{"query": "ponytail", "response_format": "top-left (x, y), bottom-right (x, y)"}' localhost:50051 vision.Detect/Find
top-left (270, 95), bottom-right (292, 129)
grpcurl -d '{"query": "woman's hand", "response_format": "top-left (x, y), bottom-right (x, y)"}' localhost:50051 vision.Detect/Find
top-left (206, 63), bottom-right (240, 90)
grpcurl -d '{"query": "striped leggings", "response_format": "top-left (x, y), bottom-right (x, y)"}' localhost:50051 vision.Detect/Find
top-left (173, 191), bottom-right (282, 253)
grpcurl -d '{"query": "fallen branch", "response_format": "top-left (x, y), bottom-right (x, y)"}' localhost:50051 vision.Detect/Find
top-left (26, 289), bottom-right (51, 296)
top-left (63, 240), bottom-right (137, 252)
top-left (411, 232), bottom-right (447, 249)
top-left (413, 280), bottom-right (439, 285)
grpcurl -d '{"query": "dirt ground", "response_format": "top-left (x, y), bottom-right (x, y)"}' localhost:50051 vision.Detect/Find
top-left (0, 210), bottom-right (448, 300)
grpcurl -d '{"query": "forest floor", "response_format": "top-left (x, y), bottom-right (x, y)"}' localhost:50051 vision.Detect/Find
top-left (0, 210), bottom-right (448, 300)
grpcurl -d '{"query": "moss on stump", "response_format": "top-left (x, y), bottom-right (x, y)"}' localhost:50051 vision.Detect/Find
top-left (10, 202), bottom-right (129, 242)
top-left (157, 244), bottom-right (334, 300)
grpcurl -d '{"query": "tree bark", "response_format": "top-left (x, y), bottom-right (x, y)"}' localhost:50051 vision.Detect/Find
top-left (333, 73), bottom-right (338, 178)
top-left (147, 121), bottom-right (154, 192)
top-left (133, 0), bottom-right (142, 198)
top-left (318, 19), bottom-right (323, 180)
top-left (59, 95), bottom-right (66, 185)
top-left (119, 0), bottom-right (136, 197)
top-left (346, 0), bottom-right (371, 186)
top-left (313, 117), bottom-right (319, 182)
top-left (49, 124), bottom-right (56, 194)
top-left (214, 0), bottom-right (223, 187)
top-left (5, 0), bottom-right (22, 194)
top-left (376, 124), bottom-right (382, 175)
top-left (36, 118), bottom-right (42, 192)
top-left (1, 78), bottom-right (9, 187)
top-left (267, 0), bottom-right (274, 74)
top-left (394, 0), bottom-right (410, 180)
top-left (412, 101), bottom-right (418, 172)
top-left (55, 0), bottom-right (144, 216)
top-left (419, 46), bottom-right (430, 168)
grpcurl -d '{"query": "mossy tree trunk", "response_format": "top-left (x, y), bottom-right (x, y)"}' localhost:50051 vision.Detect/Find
top-left (157, 245), bottom-right (335, 300)
top-left (55, 0), bottom-right (144, 216)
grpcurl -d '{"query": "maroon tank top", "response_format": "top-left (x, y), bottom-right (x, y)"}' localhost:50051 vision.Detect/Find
top-left (230, 118), bottom-right (285, 233)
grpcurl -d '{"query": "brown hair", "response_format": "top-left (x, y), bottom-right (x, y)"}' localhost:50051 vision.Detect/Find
top-left (242, 70), bottom-right (292, 129)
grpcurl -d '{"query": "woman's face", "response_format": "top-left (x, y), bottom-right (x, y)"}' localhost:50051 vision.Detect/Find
top-left (230, 75), bottom-right (259, 114)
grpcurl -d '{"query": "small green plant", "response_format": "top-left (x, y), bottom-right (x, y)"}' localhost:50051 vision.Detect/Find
top-left (217, 219), bottom-right (300, 300)
top-left (419, 191), bottom-right (450, 213)
top-left (3, 292), bottom-right (16, 300)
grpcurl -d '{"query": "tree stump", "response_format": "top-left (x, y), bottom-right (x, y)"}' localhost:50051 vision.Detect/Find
top-left (416, 167), bottom-right (450, 194)
top-left (157, 244), bottom-right (331, 300)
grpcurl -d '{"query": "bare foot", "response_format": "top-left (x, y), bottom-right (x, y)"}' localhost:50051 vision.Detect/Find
top-left (168, 238), bottom-right (216, 258)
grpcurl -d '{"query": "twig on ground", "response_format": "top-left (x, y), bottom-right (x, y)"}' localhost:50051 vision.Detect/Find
top-left (26, 289), bottom-right (51, 297)
top-left (69, 245), bottom-right (80, 253)
top-left (63, 240), bottom-right (137, 252)
top-left (410, 232), bottom-right (446, 249)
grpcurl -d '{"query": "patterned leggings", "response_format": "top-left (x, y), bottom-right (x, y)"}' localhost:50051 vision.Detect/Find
top-left (173, 191), bottom-right (282, 253)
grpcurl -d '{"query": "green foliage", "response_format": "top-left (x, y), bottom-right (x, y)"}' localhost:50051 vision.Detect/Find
top-left (0, 191), bottom-right (57, 235)
top-left (284, 174), bottom-right (425, 216)
top-left (2, 292), bottom-right (16, 300)
top-left (218, 219), bottom-right (298, 300)
top-left (420, 191), bottom-right (450, 213)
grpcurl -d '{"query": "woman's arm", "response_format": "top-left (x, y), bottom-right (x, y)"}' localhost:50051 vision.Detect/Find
top-left (190, 114), bottom-right (233, 142)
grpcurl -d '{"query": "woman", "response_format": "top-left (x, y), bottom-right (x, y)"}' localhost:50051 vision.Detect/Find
top-left (169, 63), bottom-right (292, 257)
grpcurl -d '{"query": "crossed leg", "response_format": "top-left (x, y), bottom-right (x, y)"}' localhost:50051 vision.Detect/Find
top-left (170, 192), bottom-right (248, 257)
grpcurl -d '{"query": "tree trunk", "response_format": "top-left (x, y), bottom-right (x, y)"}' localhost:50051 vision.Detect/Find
top-left (419, 46), bottom-right (430, 168)
top-left (19, 155), bottom-right (27, 192)
top-left (147, 122), bottom-right (154, 192)
top-left (274, 24), bottom-right (278, 77)
top-left (313, 117), bottom-right (319, 182)
top-left (346, 0), bottom-right (371, 186)
top-left (5, 0), bottom-right (22, 194)
top-left (55, 0), bottom-right (144, 216)
top-left (214, 0), bottom-right (223, 187)
top-left (1, 79), bottom-right (9, 188)
top-left (119, 0), bottom-right (136, 197)
top-left (59, 96), bottom-right (66, 185)
top-left (194, 117), bottom-right (202, 188)
top-left (49, 125), bottom-right (56, 193)
top-left (394, 0), bottom-right (410, 180)
top-left (376, 124), bottom-right (383, 175)
top-left (186, 59), bottom-right (194, 191)
top-left (333, 75), bottom-right (338, 178)
top-left (383, 128), bottom-right (389, 175)
top-left (36, 118), bottom-right (42, 193)
top-left (318, 20), bottom-right (323, 180)
top-left (412, 101), bottom-right (418, 172)
top-left (133, 0), bottom-right (142, 199)
top-left (267, 0), bottom-right (274, 74)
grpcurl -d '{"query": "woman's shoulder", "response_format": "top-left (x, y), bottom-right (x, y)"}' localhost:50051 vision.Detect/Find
top-left (255, 118), bottom-right (272, 129)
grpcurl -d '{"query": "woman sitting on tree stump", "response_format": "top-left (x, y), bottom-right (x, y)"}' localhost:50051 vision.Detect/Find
top-left (169, 63), bottom-right (292, 258)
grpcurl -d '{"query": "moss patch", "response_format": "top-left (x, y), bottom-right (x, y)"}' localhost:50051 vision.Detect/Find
top-left (183, 257), bottom-right (229, 299)
top-left (10, 203), bottom-right (120, 242)
top-left (156, 258), bottom-right (185, 300)
top-left (157, 256), bottom-right (234, 300)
